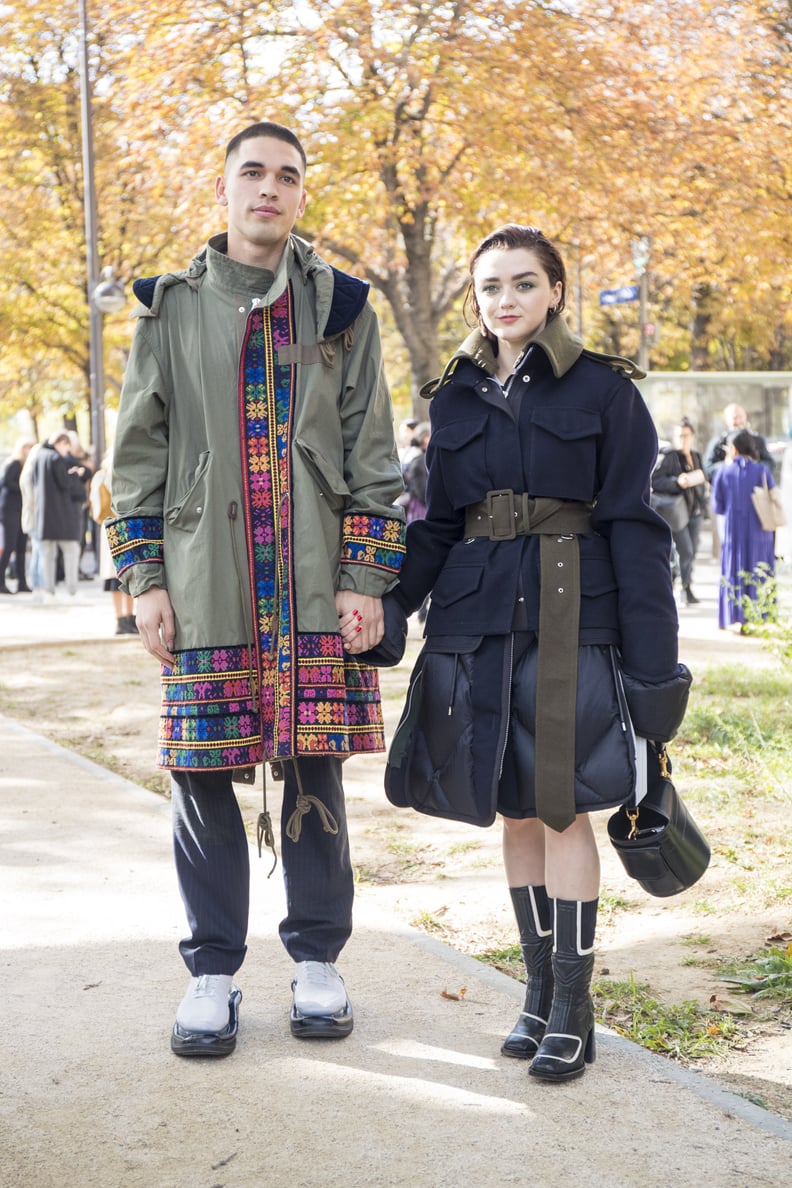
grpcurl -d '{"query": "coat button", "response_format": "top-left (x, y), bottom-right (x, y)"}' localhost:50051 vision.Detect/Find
top-left (481, 385), bottom-right (489, 392)
top-left (195, 506), bottom-right (202, 514)
top-left (522, 375), bottom-right (530, 383)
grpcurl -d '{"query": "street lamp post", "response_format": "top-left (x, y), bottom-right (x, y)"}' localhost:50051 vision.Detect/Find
top-left (78, 0), bottom-right (124, 465)
top-left (630, 236), bottom-right (652, 373)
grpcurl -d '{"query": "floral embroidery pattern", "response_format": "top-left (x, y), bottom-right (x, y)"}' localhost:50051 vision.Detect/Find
top-left (107, 515), bottom-right (164, 575)
top-left (341, 512), bottom-right (405, 572)
top-left (159, 646), bottom-right (262, 769)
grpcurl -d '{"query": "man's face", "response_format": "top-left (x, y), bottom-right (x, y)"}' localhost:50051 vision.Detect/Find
top-left (726, 405), bottom-right (747, 429)
top-left (216, 135), bottom-right (307, 266)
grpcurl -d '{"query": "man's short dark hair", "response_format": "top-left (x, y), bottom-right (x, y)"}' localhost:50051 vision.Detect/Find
top-left (225, 121), bottom-right (307, 174)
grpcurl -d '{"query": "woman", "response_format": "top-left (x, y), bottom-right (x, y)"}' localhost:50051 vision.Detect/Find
top-left (651, 418), bottom-right (708, 603)
top-left (712, 429), bottom-right (776, 630)
top-left (0, 437), bottom-right (35, 593)
top-left (378, 225), bottom-right (684, 1082)
top-left (90, 449), bottom-right (138, 634)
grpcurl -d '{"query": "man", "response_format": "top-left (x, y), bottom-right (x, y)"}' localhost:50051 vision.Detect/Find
top-left (34, 432), bottom-right (89, 596)
top-left (703, 402), bottom-right (775, 481)
top-left (108, 121), bottom-right (405, 1057)
top-left (703, 402), bottom-right (777, 557)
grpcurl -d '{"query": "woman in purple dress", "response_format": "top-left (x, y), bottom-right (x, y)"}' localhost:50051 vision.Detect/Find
top-left (712, 429), bottom-right (776, 629)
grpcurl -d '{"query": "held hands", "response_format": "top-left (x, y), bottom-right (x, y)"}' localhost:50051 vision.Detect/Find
top-left (336, 590), bottom-right (385, 655)
top-left (135, 586), bottom-right (176, 666)
top-left (136, 586), bottom-right (384, 663)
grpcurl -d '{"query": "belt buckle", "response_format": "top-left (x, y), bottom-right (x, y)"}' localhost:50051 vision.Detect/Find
top-left (486, 489), bottom-right (517, 540)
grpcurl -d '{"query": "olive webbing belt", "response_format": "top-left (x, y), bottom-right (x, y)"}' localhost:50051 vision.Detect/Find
top-left (464, 490), bottom-right (593, 833)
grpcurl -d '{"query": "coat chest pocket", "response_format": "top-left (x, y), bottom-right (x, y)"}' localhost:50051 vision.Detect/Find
top-left (431, 415), bottom-right (489, 504)
top-left (528, 408), bottom-right (600, 501)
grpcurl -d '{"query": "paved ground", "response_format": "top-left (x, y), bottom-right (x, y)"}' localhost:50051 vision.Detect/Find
top-left (2, 541), bottom-right (792, 1187)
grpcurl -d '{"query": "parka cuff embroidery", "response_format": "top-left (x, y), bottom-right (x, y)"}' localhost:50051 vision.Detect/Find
top-left (341, 512), bottom-right (406, 575)
top-left (106, 515), bottom-right (165, 576)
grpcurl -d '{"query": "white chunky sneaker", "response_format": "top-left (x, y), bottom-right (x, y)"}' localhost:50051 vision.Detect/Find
top-left (176, 974), bottom-right (234, 1033)
top-left (290, 961), bottom-right (353, 1038)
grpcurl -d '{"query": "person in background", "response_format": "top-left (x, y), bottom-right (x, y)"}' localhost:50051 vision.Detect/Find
top-left (90, 450), bottom-right (137, 634)
top-left (19, 442), bottom-right (47, 603)
top-left (66, 431), bottom-right (95, 580)
top-left (401, 422), bottom-right (431, 623)
top-left (108, 119), bottom-right (405, 1057)
top-left (0, 437), bottom-right (35, 594)
top-left (401, 422), bottom-right (431, 523)
top-left (651, 418), bottom-right (708, 604)
top-left (397, 417), bottom-right (420, 469)
top-left (385, 224), bottom-right (684, 1082)
top-left (712, 429), bottom-right (776, 631)
top-left (33, 432), bottom-right (88, 597)
top-left (703, 403), bottom-right (775, 482)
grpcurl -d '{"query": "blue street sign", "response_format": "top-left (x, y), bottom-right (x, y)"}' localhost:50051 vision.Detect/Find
top-left (599, 285), bottom-right (639, 306)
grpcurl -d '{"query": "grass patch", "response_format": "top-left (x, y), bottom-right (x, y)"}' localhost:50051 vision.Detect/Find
top-left (593, 974), bottom-right (738, 1060)
top-left (717, 942), bottom-right (792, 1002)
top-left (448, 840), bottom-right (481, 857)
top-left (681, 933), bottom-right (712, 947)
top-left (411, 909), bottom-right (448, 932)
top-left (475, 943), bottom-right (523, 981)
top-left (681, 664), bottom-right (792, 797)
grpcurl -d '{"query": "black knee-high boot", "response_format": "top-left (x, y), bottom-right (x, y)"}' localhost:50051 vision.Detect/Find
top-left (501, 885), bottom-right (554, 1059)
top-left (528, 897), bottom-right (598, 1081)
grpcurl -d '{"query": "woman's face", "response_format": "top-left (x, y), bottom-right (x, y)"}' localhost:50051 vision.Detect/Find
top-left (472, 247), bottom-right (562, 353)
top-left (674, 425), bottom-right (695, 450)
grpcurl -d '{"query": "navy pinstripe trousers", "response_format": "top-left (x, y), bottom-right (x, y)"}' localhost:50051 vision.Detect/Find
top-left (171, 757), bottom-right (353, 975)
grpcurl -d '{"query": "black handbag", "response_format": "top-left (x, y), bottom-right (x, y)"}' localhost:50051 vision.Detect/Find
top-left (607, 743), bottom-right (710, 897)
top-left (650, 490), bottom-right (689, 534)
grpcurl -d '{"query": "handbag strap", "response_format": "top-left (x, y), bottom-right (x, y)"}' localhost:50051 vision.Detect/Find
top-left (626, 745), bottom-right (670, 838)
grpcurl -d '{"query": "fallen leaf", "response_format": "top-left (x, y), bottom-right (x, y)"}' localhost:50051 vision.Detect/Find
top-left (709, 993), bottom-right (754, 1016)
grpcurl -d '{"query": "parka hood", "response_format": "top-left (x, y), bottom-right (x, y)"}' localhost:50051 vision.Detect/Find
top-left (131, 233), bottom-right (369, 342)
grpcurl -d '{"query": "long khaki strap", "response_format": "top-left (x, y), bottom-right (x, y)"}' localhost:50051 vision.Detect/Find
top-left (464, 493), bottom-right (592, 832)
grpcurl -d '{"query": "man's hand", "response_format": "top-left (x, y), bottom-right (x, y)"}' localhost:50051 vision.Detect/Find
top-left (336, 590), bottom-right (384, 655)
top-left (135, 586), bottom-right (176, 666)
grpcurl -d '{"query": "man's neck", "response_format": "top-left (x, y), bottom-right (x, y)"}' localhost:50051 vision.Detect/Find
top-left (226, 235), bottom-right (288, 273)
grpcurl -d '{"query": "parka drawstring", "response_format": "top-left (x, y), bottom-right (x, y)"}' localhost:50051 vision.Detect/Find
top-left (284, 758), bottom-right (339, 843)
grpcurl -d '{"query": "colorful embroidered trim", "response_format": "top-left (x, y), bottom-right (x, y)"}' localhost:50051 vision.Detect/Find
top-left (107, 515), bottom-right (164, 575)
top-left (341, 512), bottom-right (405, 574)
top-left (159, 645), bottom-right (262, 769)
top-left (157, 639), bottom-right (384, 769)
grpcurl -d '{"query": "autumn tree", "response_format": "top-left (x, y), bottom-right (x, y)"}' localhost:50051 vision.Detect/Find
top-left (1, 0), bottom-right (790, 440)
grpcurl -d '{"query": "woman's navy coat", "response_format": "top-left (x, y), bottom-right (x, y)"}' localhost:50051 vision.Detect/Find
top-left (396, 318), bottom-right (679, 683)
top-left (385, 318), bottom-right (682, 825)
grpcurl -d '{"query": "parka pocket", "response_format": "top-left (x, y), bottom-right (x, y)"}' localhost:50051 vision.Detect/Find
top-left (165, 451), bottom-right (212, 530)
top-left (295, 437), bottom-right (350, 511)
top-left (528, 407), bottom-right (600, 500)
